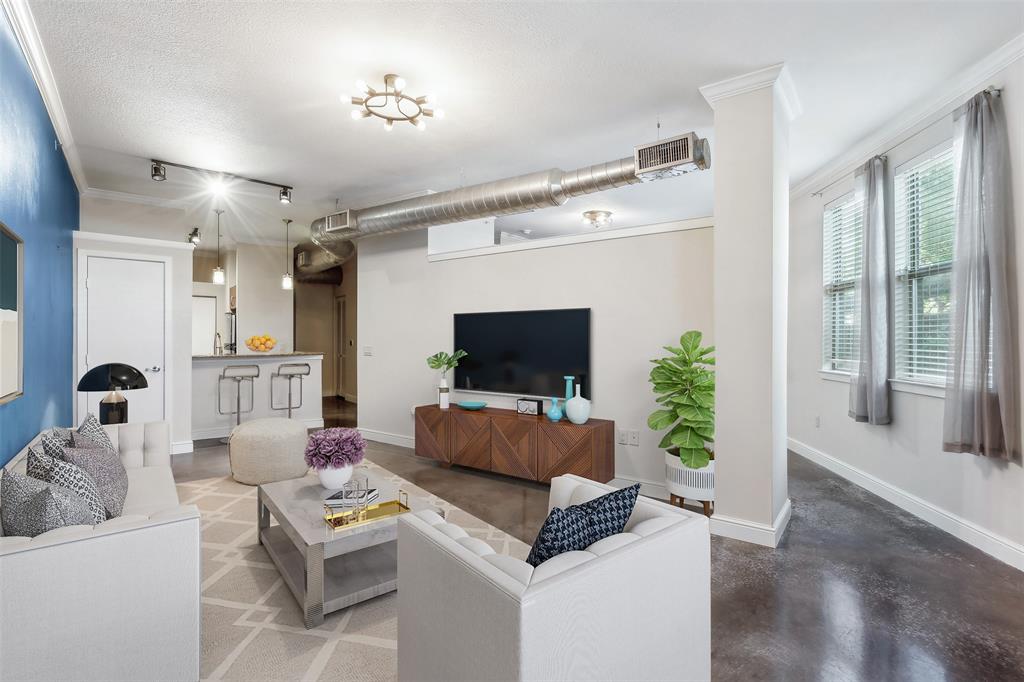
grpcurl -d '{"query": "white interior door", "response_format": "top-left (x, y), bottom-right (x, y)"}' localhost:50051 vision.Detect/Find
top-left (191, 296), bottom-right (217, 355)
top-left (81, 255), bottom-right (167, 423)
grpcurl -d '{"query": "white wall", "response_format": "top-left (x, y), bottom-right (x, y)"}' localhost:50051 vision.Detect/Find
top-left (235, 242), bottom-right (294, 353)
top-left (358, 221), bottom-right (713, 490)
top-left (788, 57), bottom-right (1024, 568)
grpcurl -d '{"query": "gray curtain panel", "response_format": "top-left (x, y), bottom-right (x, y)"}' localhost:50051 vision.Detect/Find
top-left (849, 156), bottom-right (892, 425)
top-left (943, 90), bottom-right (1020, 461)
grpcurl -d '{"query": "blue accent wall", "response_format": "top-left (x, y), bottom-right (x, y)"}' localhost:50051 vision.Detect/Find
top-left (0, 12), bottom-right (79, 465)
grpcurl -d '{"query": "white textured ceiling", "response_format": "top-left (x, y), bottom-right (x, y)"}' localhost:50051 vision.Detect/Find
top-left (28, 1), bottom-right (1024, 242)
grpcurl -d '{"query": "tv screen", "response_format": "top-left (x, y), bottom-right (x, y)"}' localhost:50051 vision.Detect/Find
top-left (453, 308), bottom-right (591, 399)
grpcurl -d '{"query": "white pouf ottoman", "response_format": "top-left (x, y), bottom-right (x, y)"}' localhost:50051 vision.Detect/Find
top-left (228, 418), bottom-right (309, 485)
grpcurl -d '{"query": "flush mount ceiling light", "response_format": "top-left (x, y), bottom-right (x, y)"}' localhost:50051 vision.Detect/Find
top-left (149, 158), bottom-right (293, 203)
top-left (347, 74), bottom-right (444, 131)
top-left (185, 226), bottom-right (201, 247)
top-left (581, 210), bottom-right (613, 228)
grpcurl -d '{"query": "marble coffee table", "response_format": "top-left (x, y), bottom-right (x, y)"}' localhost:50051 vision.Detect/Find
top-left (257, 468), bottom-right (435, 628)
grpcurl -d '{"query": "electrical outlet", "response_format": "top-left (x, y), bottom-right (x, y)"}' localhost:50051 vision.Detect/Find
top-left (616, 429), bottom-right (628, 445)
top-left (362, 346), bottom-right (373, 356)
top-left (628, 430), bottom-right (640, 446)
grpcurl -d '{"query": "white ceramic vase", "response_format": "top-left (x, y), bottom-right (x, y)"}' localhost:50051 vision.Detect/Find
top-left (565, 385), bottom-right (591, 424)
top-left (318, 464), bottom-right (353, 490)
top-left (438, 374), bottom-right (450, 409)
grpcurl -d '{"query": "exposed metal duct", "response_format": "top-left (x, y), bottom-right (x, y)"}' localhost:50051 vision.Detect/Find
top-left (300, 131), bottom-right (709, 274)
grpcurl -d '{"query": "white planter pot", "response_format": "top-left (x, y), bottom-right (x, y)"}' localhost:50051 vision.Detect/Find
top-left (665, 452), bottom-right (715, 502)
top-left (318, 464), bottom-right (353, 490)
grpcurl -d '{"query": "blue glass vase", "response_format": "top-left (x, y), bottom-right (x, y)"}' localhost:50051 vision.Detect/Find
top-left (563, 376), bottom-right (575, 403)
top-left (546, 397), bottom-right (563, 422)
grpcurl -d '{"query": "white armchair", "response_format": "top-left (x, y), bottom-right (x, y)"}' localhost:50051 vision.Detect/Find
top-left (0, 421), bottom-right (200, 682)
top-left (397, 474), bottom-right (711, 682)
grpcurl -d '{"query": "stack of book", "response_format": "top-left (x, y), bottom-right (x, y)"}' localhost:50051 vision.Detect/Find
top-left (324, 488), bottom-right (380, 509)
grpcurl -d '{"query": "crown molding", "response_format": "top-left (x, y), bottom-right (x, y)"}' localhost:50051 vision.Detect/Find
top-left (792, 32), bottom-right (1024, 198)
top-left (1, 0), bottom-right (86, 193)
top-left (82, 187), bottom-right (191, 210)
top-left (73, 230), bottom-right (195, 251)
top-left (699, 63), bottom-right (803, 121)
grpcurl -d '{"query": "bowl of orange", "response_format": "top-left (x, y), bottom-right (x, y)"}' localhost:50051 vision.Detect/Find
top-left (245, 335), bottom-right (277, 353)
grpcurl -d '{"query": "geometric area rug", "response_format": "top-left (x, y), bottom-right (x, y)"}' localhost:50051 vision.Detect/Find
top-left (174, 459), bottom-right (530, 681)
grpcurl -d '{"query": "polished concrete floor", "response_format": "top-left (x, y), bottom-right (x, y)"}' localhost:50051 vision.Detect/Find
top-left (172, 404), bottom-right (1024, 680)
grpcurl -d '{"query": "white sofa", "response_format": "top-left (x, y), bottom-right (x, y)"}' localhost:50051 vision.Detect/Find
top-left (0, 421), bottom-right (201, 682)
top-left (397, 474), bottom-right (711, 682)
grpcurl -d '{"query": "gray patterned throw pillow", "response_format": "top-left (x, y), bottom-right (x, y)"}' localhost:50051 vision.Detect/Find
top-left (40, 430), bottom-right (70, 461)
top-left (0, 470), bottom-right (94, 537)
top-left (42, 456), bottom-right (107, 525)
top-left (62, 441), bottom-right (129, 519)
top-left (76, 414), bottom-right (117, 454)
top-left (26, 445), bottom-right (55, 481)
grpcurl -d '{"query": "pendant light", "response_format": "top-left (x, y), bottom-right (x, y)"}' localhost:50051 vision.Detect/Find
top-left (281, 218), bottom-right (294, 290)
top-left (212, 209), bottom-right (226, 285)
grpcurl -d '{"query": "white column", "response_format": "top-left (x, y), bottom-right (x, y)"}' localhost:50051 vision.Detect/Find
top-left (700, 65), bottom-right (800, 547)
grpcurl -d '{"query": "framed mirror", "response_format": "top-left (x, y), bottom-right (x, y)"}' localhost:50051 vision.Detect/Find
top-left (0, 222), bottom-right (23, 404)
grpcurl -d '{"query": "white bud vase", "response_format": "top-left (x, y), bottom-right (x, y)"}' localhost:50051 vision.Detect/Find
top-left (318, 464), bottom-right (353, 490)
top-left (565, 385), bottom-right (591, 425)
top-left (438, 374), bottom-right (450, 409)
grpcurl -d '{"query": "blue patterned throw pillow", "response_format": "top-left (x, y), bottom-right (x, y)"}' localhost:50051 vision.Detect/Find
top-left (526, 483), bottom-right (640, 567)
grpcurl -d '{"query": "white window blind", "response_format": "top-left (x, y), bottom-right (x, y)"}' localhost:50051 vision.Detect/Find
top-left (894, 145), bottom-right (955, 384)
top-left (822, 192), bottom-right (864, 373)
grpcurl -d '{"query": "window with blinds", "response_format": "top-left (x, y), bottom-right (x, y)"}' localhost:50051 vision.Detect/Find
top-left (894, 145), bottom-right (956, 384)
top-left (822, 192), bottom-right (864, 373)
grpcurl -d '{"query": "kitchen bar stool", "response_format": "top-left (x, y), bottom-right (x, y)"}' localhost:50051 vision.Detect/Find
top-left (218, 364), bottom-right (260, 442)
top-left (270, 362), bottom-right (310, 418)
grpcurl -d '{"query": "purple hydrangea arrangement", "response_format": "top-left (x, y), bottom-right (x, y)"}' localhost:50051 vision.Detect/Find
top-left (304, 428), bottom-right (366, 470)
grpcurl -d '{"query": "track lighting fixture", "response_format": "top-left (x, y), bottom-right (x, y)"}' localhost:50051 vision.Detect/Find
top-left (149, 158), bottom-right (293, 204)
top-left (185, 226), bottom-right (201, 246)
top-left (346, 73), bottom-right (444, 131)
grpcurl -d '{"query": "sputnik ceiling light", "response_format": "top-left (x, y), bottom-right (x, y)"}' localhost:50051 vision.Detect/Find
top-left (281, 219), bottom-right (294, 291)
top-left (149, 159), bottom-right (293, 203)
top-left (581, 210), bottom-right (613, 228)
top-left (212, 210), bottom-right (226, 285)
top-left (347, 74), bottom-right (444, 131)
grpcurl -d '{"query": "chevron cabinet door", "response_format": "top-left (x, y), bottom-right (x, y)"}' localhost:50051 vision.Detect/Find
top-left (452, 411), bottom-right (491, 469)
top-left (537, 422), bottom-right (595, 483)
top-left (490, 417), bottom-right (537, 480)
top-left (414, 405), bottom-right (450, 463)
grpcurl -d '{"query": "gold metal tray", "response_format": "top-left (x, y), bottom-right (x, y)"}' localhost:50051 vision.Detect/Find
top-left (324, 491), bottom-right (410, 530)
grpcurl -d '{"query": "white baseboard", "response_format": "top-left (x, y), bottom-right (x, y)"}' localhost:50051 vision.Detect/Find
top-left (710, 498), bottom-right (792, 548)
top-left (171, 440), bottom-right (194, 455)
top-left (360, 428), bottom-right (415, 449)
top-left (611, 475), bottom-right (669, 500)
top-left (191, 418), bottom-right (325, 441)
top-left (789, 437), bottom-right (1024, 572)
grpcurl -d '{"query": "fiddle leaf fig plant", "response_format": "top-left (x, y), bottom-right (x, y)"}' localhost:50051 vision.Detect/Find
top-left (426, 349), bottom-right (468, 376)
top-left (647, 330), bottom-right (715, 469)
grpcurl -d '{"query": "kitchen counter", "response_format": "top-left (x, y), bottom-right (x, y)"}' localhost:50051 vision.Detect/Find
top-left (191, 353), bottom-right (324, 439)
top-left (192, 351), bottom-right (325, 360)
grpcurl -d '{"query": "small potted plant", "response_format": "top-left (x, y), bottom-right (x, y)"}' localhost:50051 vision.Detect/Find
top-left (426, 349), bottom-right (468, 408)
top-left (305, 427), bottom-right (366, 489)
top-left (647, 330), bottom-right (715, 513)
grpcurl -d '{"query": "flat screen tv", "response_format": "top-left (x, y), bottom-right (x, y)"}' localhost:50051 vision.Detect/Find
top-left (453, 308), bottom-right (591, 399)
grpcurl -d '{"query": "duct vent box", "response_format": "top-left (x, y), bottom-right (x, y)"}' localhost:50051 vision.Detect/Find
top-left (634, 133), bottom-right (710, 180)
top-left (324, 210), bottom-right (353, 232)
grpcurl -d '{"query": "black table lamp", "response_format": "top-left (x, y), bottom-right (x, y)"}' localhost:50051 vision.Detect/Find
top-left (77, 363), bottom-right (148, 425)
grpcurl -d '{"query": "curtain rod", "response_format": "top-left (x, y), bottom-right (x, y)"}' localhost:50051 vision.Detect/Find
top-left (811, 85), bottom-right (1002, 198)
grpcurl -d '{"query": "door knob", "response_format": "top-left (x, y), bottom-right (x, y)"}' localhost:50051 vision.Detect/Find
top-left (146, 366), bottom-right (162, 372)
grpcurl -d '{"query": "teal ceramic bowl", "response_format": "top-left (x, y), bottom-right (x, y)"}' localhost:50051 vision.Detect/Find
top-left (457, 401), bottom-right (487, 411)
